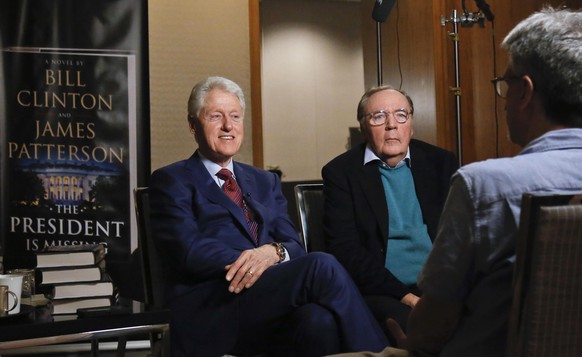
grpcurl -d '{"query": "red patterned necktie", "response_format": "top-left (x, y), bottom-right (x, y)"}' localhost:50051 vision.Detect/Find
top-left (217, 168), bottom-right (259, 244)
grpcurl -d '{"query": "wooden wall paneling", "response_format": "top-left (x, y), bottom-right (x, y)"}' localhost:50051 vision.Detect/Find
top-left (435, 0), bottom-right (470, 162)
top-left (377, 2), bottom-right (398, 85)
top-left (433, 0), bottom-right (458, 155)
top-left (475, 22), bottom-right (498, 161)
top-left (490, 0), bottom-right (520, 159)
top-left (458, 23), bottom-right (478, 165)
top-left (395, 0), bottom-right (439, 145)
top-left (432, 0), bottom-right (582, 164)
top-left (461, 9), bottom-right (497, 164)
top-left (371, 0), bottom-right (440, 145)
top-left (435, 0), bottom-right (527, 164)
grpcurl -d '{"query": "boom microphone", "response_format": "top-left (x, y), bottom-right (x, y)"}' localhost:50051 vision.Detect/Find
top-left (372, 0), bottom-right (397, 23)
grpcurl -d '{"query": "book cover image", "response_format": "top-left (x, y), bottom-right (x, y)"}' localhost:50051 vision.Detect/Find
top-left (1, 48), bottom-right (138, 269)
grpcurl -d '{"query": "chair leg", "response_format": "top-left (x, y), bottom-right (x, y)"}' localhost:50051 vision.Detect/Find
top-left (116, 335), bottom-right (128, 357)
top-left (91, 338), bottom-right (99, 357)
top-left (162, 330), bottom-right (171, 357)
top-left (147, 330), bottom-right (169, 357)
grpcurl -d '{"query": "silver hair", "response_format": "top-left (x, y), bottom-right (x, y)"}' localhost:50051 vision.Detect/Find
top-left (502, 6), bottom-right (582, 126)
top-left (187, 76), bottom-right (245, 120)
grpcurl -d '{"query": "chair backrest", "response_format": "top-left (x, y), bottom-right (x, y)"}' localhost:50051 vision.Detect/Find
top-left (281, 179), bottom-right (323, 231)
top-left (507, 192), bottom-right (582, 357)
top-left (294, 183), bottom-right (326, 252)
top-left (134, 187), bottom-right (166, 309)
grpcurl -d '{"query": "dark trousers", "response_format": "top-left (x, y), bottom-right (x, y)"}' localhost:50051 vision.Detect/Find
top-left (364, 285), bottom-right (422, 344)
top-left (230, 252), bottom-right (390, 356)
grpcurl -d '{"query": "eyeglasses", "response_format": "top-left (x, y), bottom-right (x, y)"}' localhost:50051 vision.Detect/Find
top-left (491, 75), bottom-right (522, 98)
top-left (362, 109), bottom-right (411, 126)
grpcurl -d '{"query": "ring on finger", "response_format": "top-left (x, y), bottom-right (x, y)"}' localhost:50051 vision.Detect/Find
top-left (247, 271), bottom-right (254, 276)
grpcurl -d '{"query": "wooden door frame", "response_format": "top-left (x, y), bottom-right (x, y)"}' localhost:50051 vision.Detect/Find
top-left (249, 0), bottom-right (264, 168)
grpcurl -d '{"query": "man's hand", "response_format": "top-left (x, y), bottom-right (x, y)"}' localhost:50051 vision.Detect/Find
top-left (401, 293), bottom-right (420, 308)
top-left (224, 244), bottom-right (279, 293)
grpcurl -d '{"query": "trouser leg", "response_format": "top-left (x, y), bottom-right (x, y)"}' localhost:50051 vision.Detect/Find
top-left (365, 295), bottom-right (412, 344)
top-left (234, 252), bottom-right (389, 354)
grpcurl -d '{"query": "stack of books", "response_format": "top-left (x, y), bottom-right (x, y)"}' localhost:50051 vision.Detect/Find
top-left (35, 243), bottom-right (117, 315)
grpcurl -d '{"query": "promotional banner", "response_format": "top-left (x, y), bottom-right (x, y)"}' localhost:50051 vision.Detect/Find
top-left (0, 1), bottom-right (149, 297)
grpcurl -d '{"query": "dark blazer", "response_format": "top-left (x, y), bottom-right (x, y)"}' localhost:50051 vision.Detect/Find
top-left (149, 151), bottom-right (306, 355)
top-left (322, 139), bottom-right (458, 299)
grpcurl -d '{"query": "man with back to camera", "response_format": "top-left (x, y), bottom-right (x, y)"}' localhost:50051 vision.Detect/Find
top-left (330, 5), bottom-right (582, 357)
top-left (322, 84), bottom-right (458, 340)
top-left (148, 76), bottom-right (389, 357)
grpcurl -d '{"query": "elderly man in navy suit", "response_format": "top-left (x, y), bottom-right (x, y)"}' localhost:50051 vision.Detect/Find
top-left (149, 76), bottom-right (389, 357)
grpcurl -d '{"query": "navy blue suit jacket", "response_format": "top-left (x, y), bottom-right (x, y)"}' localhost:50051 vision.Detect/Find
top-left (322, 140), bottom-right (458, 300)
top-left (149, 151), bottom-right (306, 355)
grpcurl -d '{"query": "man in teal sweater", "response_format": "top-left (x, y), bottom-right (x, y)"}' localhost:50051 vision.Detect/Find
top-left (322, 85), bottom-right (458, 340)
top-left (322, 85), bottom-right (458, 341)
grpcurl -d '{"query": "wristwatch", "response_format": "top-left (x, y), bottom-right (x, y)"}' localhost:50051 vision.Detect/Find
top-left (271, 242), bottom-right (286, 263)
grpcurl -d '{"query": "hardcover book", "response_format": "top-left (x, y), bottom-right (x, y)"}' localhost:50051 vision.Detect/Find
top-left (51, 296), bottom-right (113, 315)
top-left (36, 265), bottom-right (103, 285)
top-left (43, 280), bottom-right (115, 300)
top-left (36, 243), bottom-right (106, 268)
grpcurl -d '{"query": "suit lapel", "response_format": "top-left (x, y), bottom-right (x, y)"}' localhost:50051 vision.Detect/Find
top-left (350, 146), bottom-right (389, 244)
top-left (409, 141), bottom-right (431, 222)
top-left (360, 164), bottom-right (389, 243)
top-left (186, 154), bottom-right (254, 243)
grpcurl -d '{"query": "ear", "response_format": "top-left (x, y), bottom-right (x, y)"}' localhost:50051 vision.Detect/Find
top-left (188, 115), bottom-right (196, 133)
top-left (518, 75), bottom-right (535, 110)
top-left (359, 121), bottom-right (370, 142)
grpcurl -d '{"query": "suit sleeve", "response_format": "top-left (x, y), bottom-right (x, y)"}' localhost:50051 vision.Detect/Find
top-left (258, 171), bottom-right (307, 259)
top-left (149, 168), bottom-right (241, 281)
